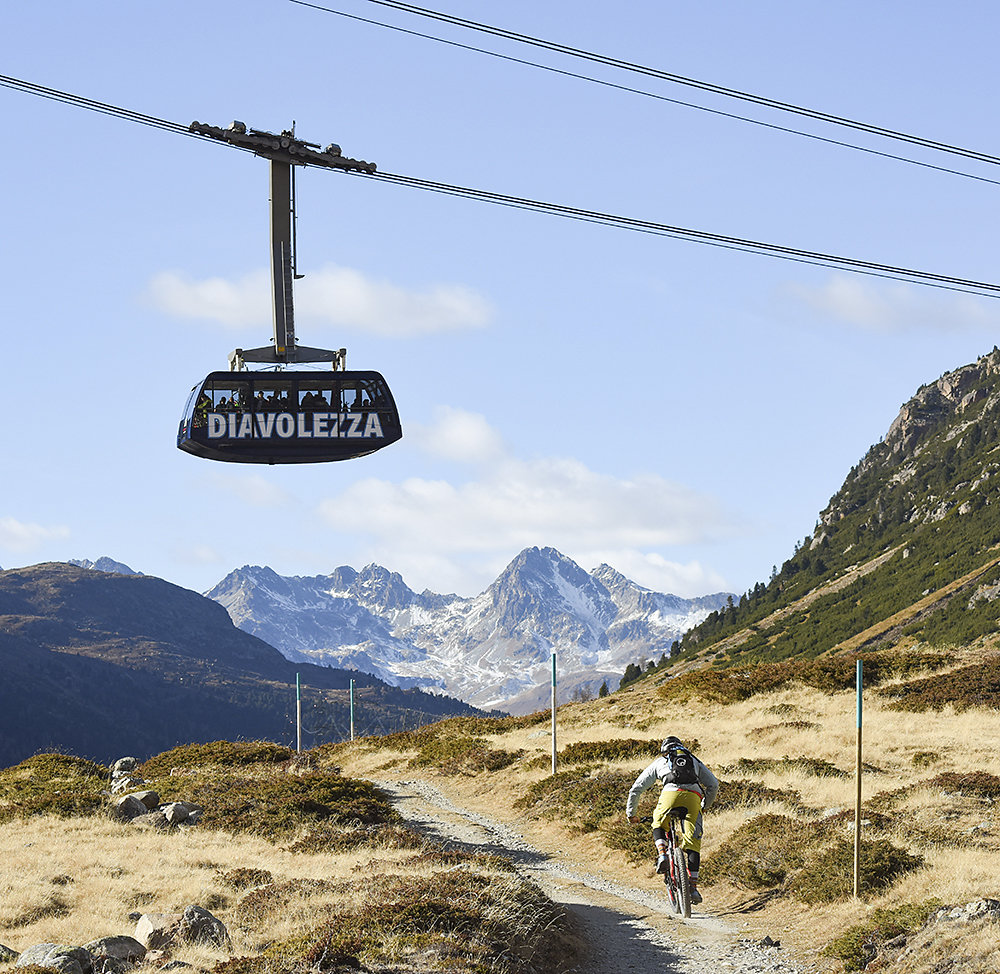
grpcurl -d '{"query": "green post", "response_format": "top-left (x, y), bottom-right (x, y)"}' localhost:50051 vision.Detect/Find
top-left (550, 652), bottom-right (557, 775)
top-left (350, 678), bottom-right (355, 742)
top-left (296, 672), bottom-right (302, 753)
top-left (854, 660), bottom-right (863, 898)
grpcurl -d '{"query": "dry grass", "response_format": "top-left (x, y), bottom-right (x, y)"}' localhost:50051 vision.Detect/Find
top-left (0, 755), bottom-right (579, 974)
top-left (329, 665), bottom-right (1000, 973)
top-left (0, 812), bottom-right (376, 956)
top-left (5, 656), bottom-right (998, 973)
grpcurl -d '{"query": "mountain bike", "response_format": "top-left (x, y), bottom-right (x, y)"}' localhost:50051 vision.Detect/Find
top-left (662, 808), bottom-right (692, 917)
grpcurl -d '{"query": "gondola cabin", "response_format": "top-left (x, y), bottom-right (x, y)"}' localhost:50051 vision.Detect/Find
top-left (177, 371), bottom-right (402, 464)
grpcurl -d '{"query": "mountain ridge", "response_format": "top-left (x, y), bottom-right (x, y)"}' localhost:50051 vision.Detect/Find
top-left (661, 346), bottom-right (1000, 673)
top-left (0, 562), bottom-right (487, 767)
top-left (206, 546), bottom-right (730, 713)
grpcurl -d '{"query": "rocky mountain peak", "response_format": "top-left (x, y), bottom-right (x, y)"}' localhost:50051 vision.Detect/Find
top-left (205, 547), bottom-right (731, 713)
top-left (818, 347), bottom-right (1000, 540)
top-left (487, 546), bottom-right (618, 633)
top-left (350, 564), bottom-right (415, 612)
top-left (883, 347), bottom-right (1000, 460)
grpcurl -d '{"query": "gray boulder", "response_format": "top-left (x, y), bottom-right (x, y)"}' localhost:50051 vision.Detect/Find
top-left (112, 796), bottom-right (147, 821)
top-left (16, 944), bottom-right (94, 974)
top-left (133, 914), bottom-right (181, 951)
top-left (131, 791), bottom-right (160, 810)
top-left (110, 758), bottom-right (138, 777)
top-left (81, 937), bottom-right (145, 974)
top-left (179, 906), bottom-right (230, 949)
top-left (134, 906), bottom-right (228, 951)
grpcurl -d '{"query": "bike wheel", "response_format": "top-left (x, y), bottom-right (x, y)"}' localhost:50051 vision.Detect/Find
top-left (674, 846), bottom-right (692, 917)
top-left (664, 854), bottom-right (682, 915)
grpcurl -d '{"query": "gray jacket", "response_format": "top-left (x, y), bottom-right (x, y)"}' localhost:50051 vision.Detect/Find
top-left (625, 753), bottom-right (720, 820)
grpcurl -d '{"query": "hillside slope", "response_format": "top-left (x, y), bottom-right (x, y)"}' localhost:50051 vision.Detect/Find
top-left (330, 649), bottom-right (1000, 973)
top-left (666, 347), bottom-right (1000, 672)
top-left (0, 563), bottom-right (486, 766)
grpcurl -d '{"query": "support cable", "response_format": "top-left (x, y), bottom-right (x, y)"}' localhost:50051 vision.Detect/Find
top-left (2, 72), bottom-right (997, 298)
top-left (314, 0), bottom-right (1000, 169)
top-left (372, 170), bottom-right (1000, 297)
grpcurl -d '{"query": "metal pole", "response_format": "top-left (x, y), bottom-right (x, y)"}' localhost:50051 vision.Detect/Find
top-left (350, 679), bottom-right (355, 741)
top-left (853, 659), bottom-right (863, 898)
top-left (551, 652), bottom-right (557, 775)
top-left (269, 159), bottom-right (295, 360)
top-left (296, 672), bottom-right (302, 753)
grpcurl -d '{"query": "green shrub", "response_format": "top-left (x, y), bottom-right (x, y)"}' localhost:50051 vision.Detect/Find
top-left (660, 651), bottom-right (949, 706)
top-left (747, 721), bottom-right (817, 737)
top-left (704, 814), bottom-right (818, 888)
top-left (822, 899), bottom-right (941, 971)
top-left (141, 741), bottom-right (294, 777)
top-left (879, 660), bottom-right (1000, 711)
top-left (0, 753), bottom-right (107, 822)
top-left (558, 739), bottom-right (660, 765)
top-left (287, 823), bottom-right (425, 854)
top-left (516, 770), bottom-right (635, 832)
top-left (927, 771), bottom-right (1000, 799)
top-left (229, 869), bottom-right (573, 974)
top-left (711, 779), bottom-right (801, 812)
top-left (216, 867), bottom-right (274, 891)
top-left (407, 736), bottom-right (524, 775)
top-left (787, 839), bottom-right (923, 904)
top-left (599, 791), bottom-right (658, 862)
top-left (353, 712), bottom-right (549, 753)
top-left (146, 768), bottom-right (398, 840)
top-left (724, 756), bottom-right (848, 778)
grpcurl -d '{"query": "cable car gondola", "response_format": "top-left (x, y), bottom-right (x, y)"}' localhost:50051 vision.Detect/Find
top-left (177, 368), bottom-right (401, 463)
top-left (175, 120), bottom-right (401, 465)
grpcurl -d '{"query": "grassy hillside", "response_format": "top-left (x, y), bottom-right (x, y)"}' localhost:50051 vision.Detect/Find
top-left (0, 743), bottom-right (576, 974)
top-left (328, 644), bottom-right (1000, 973)
top-left (657, 350), bottom-right (1000, 673)
top-left (4, 643), bottom-right (999, 973)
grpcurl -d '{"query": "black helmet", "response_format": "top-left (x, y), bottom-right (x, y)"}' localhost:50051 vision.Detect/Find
top-left (660, 736), bottom-right (682, 754)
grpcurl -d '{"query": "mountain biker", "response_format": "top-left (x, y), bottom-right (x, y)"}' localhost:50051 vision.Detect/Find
top-left (625, 736), bottom-right (719, 905)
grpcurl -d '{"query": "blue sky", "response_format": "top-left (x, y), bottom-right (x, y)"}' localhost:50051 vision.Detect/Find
top-left (3, 1), bottom-right (1000, 598)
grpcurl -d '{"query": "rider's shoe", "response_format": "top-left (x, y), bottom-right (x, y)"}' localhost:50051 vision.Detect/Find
top-left (655, 854), bottom-right (669, 874)
top-left (690, 883), bottom-right (703, 905)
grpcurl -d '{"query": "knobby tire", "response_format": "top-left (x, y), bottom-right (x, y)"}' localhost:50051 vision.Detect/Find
top-left (674, 845), bottom-right (692, 918)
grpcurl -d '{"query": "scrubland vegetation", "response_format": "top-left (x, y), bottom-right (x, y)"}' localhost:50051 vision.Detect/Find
top-left (0, 742), bottom-right (577, 974)
top-left (328, 638), bottom-right (1000, 973)
top-left (3, 643), bottom-right (1000, 973)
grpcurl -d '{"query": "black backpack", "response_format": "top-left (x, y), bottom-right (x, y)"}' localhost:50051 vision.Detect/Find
top-left (662, 744), bottom-right (699, 786)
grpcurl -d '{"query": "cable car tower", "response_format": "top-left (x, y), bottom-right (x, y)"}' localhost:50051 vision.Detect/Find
top-left (176, 121), bottom-right (402, 464)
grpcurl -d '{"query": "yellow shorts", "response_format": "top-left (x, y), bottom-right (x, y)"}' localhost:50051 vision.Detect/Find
top-left (652, 786), bottom-right (704, 853)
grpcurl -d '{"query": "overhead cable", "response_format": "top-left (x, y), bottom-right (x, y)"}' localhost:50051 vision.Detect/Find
top-left (289, 0), bottom-right (1000, 172)
top-left (371, 171), bottom-right (1000, 298)
top-left (2, 72), bottom-right (997, 299)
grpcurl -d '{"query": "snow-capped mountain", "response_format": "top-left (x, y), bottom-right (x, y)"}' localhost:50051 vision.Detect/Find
top-left (67, 557), bottom-right (141, 576)
top-left (206, 547), bottom-right (731, 713)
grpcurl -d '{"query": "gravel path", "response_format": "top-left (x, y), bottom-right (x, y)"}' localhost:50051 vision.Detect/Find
top-left (374, 778), bottom-right (817, 974)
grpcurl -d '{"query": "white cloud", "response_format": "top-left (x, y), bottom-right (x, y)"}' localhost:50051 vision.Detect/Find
top-left (149, 269), bottom-right (270, 328)
top-left (298, 266), bottom-right (492, 336)
top-left (316, 408), bottom-right (734, 596)
top-left (407, 406), bottom-right (506, 464)
top-left (148, 264), bottom-right (492, 336)
top-left (0, 517), bottom-right (70, 554)
top-left (205, 473), bottom-right (293, 507)
top-left (786, 273), bottom-right (996, 332)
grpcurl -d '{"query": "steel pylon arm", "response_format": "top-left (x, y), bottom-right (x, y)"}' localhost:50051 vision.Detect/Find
top-left (190, 120), bottom-right (376, 369)
top-left (189, 120), bottom-right (377, 174)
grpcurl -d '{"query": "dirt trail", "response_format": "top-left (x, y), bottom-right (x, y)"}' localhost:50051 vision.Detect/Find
top-left (375, 778), bottom-right (817, 974)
